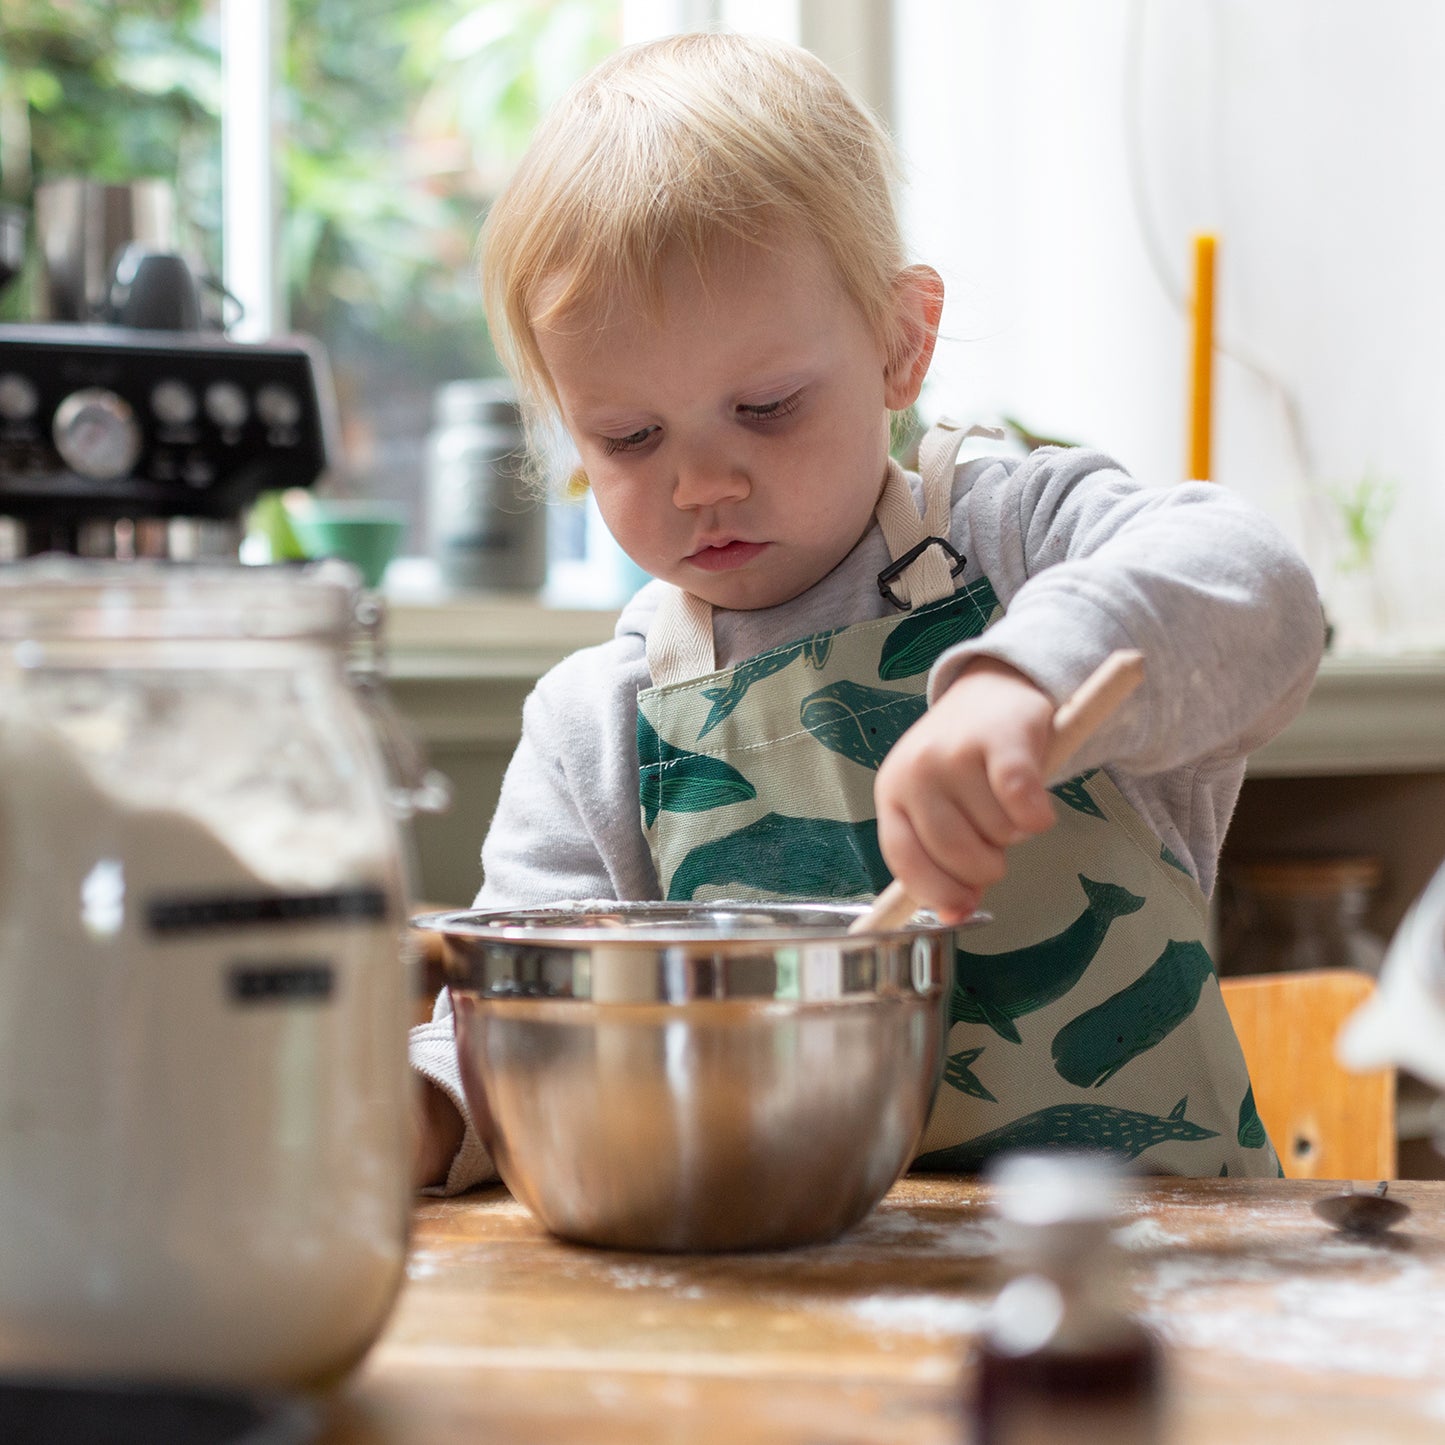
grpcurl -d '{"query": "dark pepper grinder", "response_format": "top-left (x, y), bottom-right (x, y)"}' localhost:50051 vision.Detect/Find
top-left (969, 1151), bottom-right (1166, 1445)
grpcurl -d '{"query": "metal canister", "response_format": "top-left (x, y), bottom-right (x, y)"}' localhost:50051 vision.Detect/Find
top-left (426, 380), bottom-right (547, 592)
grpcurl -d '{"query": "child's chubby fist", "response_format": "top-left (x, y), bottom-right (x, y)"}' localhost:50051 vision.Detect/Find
top-left (874, 656), bottom-right (1058, 924)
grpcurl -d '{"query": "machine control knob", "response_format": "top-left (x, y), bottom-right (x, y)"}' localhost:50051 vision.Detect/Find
top-left (53, 387), bottom-right (144, 481)
top-left (256, 383), bottom-right (302, 428)
top-left (204, 380), bottom-right (250, 429)
top-left (151, 378), bottom-right (198, 427)
top-left (0, 372), bottom-right (39, 423)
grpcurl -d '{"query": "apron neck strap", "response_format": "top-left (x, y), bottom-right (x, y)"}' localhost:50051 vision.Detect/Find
top-left (646, 419), bottom-right (992, 687)
top-left (645, 586), bottom-right (718, 689)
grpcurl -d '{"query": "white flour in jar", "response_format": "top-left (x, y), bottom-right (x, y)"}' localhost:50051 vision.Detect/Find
top-left (0, 684), bottom-right (413, 1386)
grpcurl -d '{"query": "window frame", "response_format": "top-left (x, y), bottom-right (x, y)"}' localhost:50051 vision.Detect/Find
top-left (218, 0), bottom-right (894, 339)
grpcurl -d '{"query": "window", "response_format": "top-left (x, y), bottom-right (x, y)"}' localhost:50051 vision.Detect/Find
top-left (893, 0), bottom-right (1444, 651)
top-left (0, 2), bottom-right (224, 315)
top-left (250, 0), bottom-right (624, 550)
top-left (3, 0), bottom-right (886, 585)
top-left (2, 0), bottom-right (624, 558)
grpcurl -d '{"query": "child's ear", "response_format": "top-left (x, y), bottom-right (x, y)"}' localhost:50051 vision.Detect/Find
top-left (883, 264), bottom-right (945, 411)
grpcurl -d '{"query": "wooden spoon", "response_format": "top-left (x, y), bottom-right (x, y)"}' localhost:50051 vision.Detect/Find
top-left (848, 649), bottom-right (1146, 935)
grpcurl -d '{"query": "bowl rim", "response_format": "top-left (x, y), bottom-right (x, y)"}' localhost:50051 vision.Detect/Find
top-left (411, 899), bottom-right (984, 947)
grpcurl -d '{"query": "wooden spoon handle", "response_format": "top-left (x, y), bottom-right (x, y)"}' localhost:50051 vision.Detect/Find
top-left (1040, 648), bottom-right (1145, 780)
top-left (848, 649), bottom-right (1145, 935)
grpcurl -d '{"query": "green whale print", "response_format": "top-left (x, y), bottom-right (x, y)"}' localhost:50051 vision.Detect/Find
top-left (877, 577), bottom-right (998, 681)
top-left (913, 1096), bottom-right (1219, 1171)
top-left (951, 875), bottom-right (1147, 1043)
top-left (637, 713), bottom-right (757, 827)
top-left (1050, 939), bottom-right (1217, 1088)
top-left (944, 1046), bottom-right (996, 1102)
top-left (667, 812), bottom-right (890, 902)
top-left (1051, 772), bottom-right (1105, 819)
top-left (800, 681), bottom-right (926, 771)
top-left (696, 631), bottom-right (838, 739)
top-left (1237, 1084), bottom-right (1267, 1149)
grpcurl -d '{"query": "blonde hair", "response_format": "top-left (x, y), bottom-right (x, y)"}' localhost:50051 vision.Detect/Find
top-left (481, 32), bottom-right (910, 451)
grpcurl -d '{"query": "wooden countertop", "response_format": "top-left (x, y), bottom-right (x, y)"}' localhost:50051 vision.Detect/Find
top-left (318, 1175), bottom-right (1445, 1444)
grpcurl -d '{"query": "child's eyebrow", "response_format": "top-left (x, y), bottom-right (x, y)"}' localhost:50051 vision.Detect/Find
top-left (563, 392), bottom-right (666, 434)
top-left (568, 362), bottom-right (814, 420)
top-left (733, 371), bottom-right (810, 402)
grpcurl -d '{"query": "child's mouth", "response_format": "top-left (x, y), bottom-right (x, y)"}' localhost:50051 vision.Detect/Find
top-left (687, 540), bottom-right (768, 572)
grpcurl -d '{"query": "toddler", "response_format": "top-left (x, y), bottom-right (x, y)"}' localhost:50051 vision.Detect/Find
top-left (411, 31), bottom-right (1324, 1191)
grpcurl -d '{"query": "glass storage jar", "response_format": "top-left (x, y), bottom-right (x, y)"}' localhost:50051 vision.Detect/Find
top-left (0, 559), bottom-right (415, 1387)
top-left (426, 379), bottom-right (547, 592)
top-left (1219, 856), bottom-right (1386, 978)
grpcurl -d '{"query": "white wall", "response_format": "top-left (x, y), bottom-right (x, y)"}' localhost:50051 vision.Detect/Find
top-left (894, 0), bottom-right (1445, 653)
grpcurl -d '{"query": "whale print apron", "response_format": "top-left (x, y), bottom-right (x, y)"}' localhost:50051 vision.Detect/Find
top-left (636, 422), bottom-right (1280, 1178)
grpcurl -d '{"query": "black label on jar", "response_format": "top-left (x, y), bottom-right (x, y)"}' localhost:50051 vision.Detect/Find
top-left (228, 960), bottom-right (336, 1004)
top-left (147, 886), bottom-right (390, 935)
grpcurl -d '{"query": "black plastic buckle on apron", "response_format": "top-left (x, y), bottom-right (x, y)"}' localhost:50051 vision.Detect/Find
top-left (877, 536), bottom-right (965, 611)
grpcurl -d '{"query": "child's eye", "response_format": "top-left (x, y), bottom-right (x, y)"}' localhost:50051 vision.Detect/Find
top-left (738, 390), bottom-right (803, 424)
top-left (602, 425), bottom-right (659, 455)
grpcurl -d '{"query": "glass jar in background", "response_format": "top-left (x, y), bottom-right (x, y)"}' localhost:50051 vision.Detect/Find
top-left (1218, 856), bottom-right (1387, 977)
top-left (426, 379), bottom-right (548, 593)
top-left (0, 559), bottom-right (416, 1387)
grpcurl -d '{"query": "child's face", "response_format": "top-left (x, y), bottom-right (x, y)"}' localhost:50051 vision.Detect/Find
top-left (537, 233), bottom-right (917, 611)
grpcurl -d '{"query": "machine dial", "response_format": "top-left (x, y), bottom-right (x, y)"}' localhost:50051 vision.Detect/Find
top-left (256, 383), bottom-right (302, 428)
top-left (52, 388), bottom-right (144, 481)
top-left (0, 372), bottom-right (39, 423)
top-left (151, 378), bottom-right (198, 427)
top-left (204, 380), bottom-right (250, 429)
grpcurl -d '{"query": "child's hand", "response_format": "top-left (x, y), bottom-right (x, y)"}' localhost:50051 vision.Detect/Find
top-left (413, 1076), bottom-right (465, 1190)
top-left (874, 657), bottom-right (1058, 923)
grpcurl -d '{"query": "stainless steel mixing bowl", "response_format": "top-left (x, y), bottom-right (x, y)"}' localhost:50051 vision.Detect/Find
top-left (414, 901), bottom-right (965, 1252)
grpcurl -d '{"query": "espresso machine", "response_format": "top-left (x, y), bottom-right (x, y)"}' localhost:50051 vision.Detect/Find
top-left (0, 179), bottom-right (335, 560)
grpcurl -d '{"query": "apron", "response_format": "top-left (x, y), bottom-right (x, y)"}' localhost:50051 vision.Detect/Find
top-left (637, 421), bottom-right (1280, 1178)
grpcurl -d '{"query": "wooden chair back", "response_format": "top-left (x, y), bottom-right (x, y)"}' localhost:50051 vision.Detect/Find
top-left (1220, 969), bottom-right (1396, 1180)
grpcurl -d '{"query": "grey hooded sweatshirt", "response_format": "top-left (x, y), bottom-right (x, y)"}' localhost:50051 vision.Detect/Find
top-left (410, 447), bottom-right (1325, 1194)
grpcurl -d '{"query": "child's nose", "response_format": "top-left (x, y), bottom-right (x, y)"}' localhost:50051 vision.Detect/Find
top-left (672, 457), bottom-right (751, 509)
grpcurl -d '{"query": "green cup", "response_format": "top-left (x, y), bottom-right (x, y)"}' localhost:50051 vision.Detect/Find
top-left (287, 499), bottom-right (408, 588)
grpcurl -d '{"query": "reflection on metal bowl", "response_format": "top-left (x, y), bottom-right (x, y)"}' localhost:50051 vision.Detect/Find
top-left (415, 901), bottom-right (971, 1252)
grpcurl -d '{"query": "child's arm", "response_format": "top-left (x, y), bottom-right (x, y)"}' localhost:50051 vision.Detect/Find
top-left (876, 448), bottom-right (1324, 917)
top-left (476, 641), bottom-right (661, 907)
top-left (938, 449), bottom-right (1325, 779)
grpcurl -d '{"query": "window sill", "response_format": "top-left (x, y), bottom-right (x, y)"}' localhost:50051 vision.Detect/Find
top-left (381, 591), bottom-right (1445, 778)
top-left (1248, 652), bottom-right (1445, 777)
top-left (383, 594), bottom-right (621, 681)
